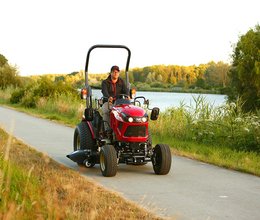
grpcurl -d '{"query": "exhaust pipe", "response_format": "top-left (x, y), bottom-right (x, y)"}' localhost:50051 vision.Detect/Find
top-left (66, 150), bottom-right (90, 164)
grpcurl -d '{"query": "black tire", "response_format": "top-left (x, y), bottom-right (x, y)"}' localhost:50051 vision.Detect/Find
top-left (73, 122), bottom-right (96, 166)
top-left (100, 145), bottom-right (118, 177)
top-left (152, 144), bottom-right (172, 175)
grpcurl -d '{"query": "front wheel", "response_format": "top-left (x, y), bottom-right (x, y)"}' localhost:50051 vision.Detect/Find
top-left (152, 144), bottom-right (172, 175)
top-left (100, 145), bottom-right (118, 177)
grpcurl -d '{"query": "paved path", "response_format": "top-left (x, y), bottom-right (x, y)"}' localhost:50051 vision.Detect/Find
top-left (1, 106), bottom-right (260, 220)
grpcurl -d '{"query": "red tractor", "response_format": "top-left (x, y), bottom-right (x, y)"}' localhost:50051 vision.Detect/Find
top-left (67, 45), bottom-right (172, 177)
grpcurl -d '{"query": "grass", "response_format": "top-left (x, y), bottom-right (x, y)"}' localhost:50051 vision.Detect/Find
top-left (153, 136), bottom-right (260, 176)
top-left (0, 128), bottom-right (161, 220)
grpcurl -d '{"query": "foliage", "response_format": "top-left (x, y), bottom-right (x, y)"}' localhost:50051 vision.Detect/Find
top-left (204, 61), bottom-right (230, 87)
top-left (127, 63), bottom-right (229, 90)
top-left (0, 53), bottom-right (22, 89)
top-left (0, 54), bottom-right (8, 67)
top-left (0, 64), bottom-right (21, 89)
top-left (10, 87), bottom-right (26, 104)
top-left (10, 77), bottom-right (78, 108)
top-left (150, 96), bottom-right (260, 153)
top-left (228, 24), bottom-right (260, 112)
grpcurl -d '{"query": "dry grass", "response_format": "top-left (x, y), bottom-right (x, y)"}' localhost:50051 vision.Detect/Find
top-left (0, 128), bottom-right (162, 220)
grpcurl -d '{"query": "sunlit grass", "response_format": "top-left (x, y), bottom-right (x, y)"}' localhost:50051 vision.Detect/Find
top-left (0, 129), bottom-right (161, 219)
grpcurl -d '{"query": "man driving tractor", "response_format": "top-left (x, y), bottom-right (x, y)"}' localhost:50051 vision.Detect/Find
top-left (101, 65), bottom-right (129, 130)
top-left (67, 45), bottom-right (172, 177)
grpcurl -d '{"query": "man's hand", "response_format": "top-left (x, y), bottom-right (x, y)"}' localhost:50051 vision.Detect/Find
top-left (108, 96), bottom-right (113, 103)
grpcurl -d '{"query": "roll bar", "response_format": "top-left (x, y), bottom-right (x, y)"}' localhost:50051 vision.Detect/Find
top-left (84, 44), bottom-right (131, 91)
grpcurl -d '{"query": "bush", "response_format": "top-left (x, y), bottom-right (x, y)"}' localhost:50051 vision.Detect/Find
top-left (9, 77), bottom-right (79, 108)
top-left (10, 88), bottom-right (26, 104)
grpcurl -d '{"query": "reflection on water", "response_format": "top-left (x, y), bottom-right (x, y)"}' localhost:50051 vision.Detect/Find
top-left (91, 89), bottom-right (227, 112)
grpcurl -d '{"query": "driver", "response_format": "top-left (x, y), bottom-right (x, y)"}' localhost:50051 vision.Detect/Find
top-left (101, 65), bottom-right (128, 130)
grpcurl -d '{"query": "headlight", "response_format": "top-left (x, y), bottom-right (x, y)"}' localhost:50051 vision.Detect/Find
top-left (128, 117), bottom-right (134, 122)
top-left (141, 117), bottom-right (147, 122)
top-left (121, 113), bottom-right (148, 123)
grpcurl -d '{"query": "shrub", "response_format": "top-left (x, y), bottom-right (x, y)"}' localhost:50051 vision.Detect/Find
top-left (9, 77), bottom-right (78, 108)
top-left (10, 88), bottom-right (26, 104)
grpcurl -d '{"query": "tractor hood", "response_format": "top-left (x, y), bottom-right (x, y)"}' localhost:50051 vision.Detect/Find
top-left (114, 104), bottom-right (146, 117)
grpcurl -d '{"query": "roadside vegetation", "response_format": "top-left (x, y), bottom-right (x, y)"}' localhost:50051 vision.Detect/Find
top-left (0, 128), bottom-right (160, 219)
top-left (150, 96), bottom-right (260, 175)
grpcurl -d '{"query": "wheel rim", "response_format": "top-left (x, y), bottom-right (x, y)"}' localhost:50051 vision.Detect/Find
top-left (100, 152), bottom-right (105, 171)
top-left (85, 161), bottom-right (93, 168)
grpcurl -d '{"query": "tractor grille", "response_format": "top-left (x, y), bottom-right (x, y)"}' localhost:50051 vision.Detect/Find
top-left (124, 126), bottom-right (146, 137)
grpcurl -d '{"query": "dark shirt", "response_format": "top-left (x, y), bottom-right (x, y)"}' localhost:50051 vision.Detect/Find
top-left (101, 75), bottom-right (128, 102)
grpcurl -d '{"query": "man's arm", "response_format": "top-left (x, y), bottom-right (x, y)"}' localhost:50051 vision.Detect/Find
top-left (101, 80), bottom-right (113, 102)
top-left (101, 80), bottom-right (110, 98)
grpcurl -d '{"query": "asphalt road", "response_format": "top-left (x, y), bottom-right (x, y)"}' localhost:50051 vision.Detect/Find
top-left (1, 106), bottom-right (260, 220)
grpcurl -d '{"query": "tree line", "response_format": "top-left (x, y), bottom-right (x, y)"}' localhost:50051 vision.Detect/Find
top-left (126, 61), bottom-right (230, 90)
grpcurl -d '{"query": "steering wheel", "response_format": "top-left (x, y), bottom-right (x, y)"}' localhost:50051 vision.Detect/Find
top-left (116, 94), bottom-right (129, 100)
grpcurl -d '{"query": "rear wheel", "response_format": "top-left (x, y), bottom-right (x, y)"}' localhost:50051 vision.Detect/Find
top-left (73, 122), bottom-right (96, 167)
top-left (100, 145), bottom-right (118, 177)
top-left (152, 144), bottom-right (172, 175)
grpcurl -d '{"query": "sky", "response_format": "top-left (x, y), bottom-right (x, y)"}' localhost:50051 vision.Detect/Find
top-left (1, 0), bottom-right (259, 76)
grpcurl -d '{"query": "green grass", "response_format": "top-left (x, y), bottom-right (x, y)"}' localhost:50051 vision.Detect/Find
top-left (153, 135), bottom-right (260, 176)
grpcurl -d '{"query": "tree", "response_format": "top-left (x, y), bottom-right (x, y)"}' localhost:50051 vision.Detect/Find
top-left (0, 64), bottom-right (21, 89)
top-left (0, 54), bottom-right (8, 67)
top-left (196, 78), bottom-right (206, 89)
top-left (0, 54), bottom-right (21, 89)
top-left (228, 24), bottom-right (260, 112)
top-left (205, 61), bottom-right (230, 87)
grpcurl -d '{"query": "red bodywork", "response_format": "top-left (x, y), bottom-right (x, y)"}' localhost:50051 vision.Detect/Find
top-left (110, 104), bottom-right (148, 142)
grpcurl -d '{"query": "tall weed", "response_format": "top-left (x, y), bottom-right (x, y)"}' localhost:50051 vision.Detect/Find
top-left (150, 96), bottom-right (260, 153)
top-left (36, 93), bottom-right (83, 120)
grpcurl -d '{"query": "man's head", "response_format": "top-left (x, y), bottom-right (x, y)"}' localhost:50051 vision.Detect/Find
top-left (110, 65), bottom-right (120, 81)
top-left (110, 65), bottom-right (120, 72)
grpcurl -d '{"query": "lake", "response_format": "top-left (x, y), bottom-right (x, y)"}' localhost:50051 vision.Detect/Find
top-left (91, 89), bottom-right (227, 112)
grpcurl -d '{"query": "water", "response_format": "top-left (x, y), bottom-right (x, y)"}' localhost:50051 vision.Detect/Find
top-left (91, 89), bottom-right (227, 112)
